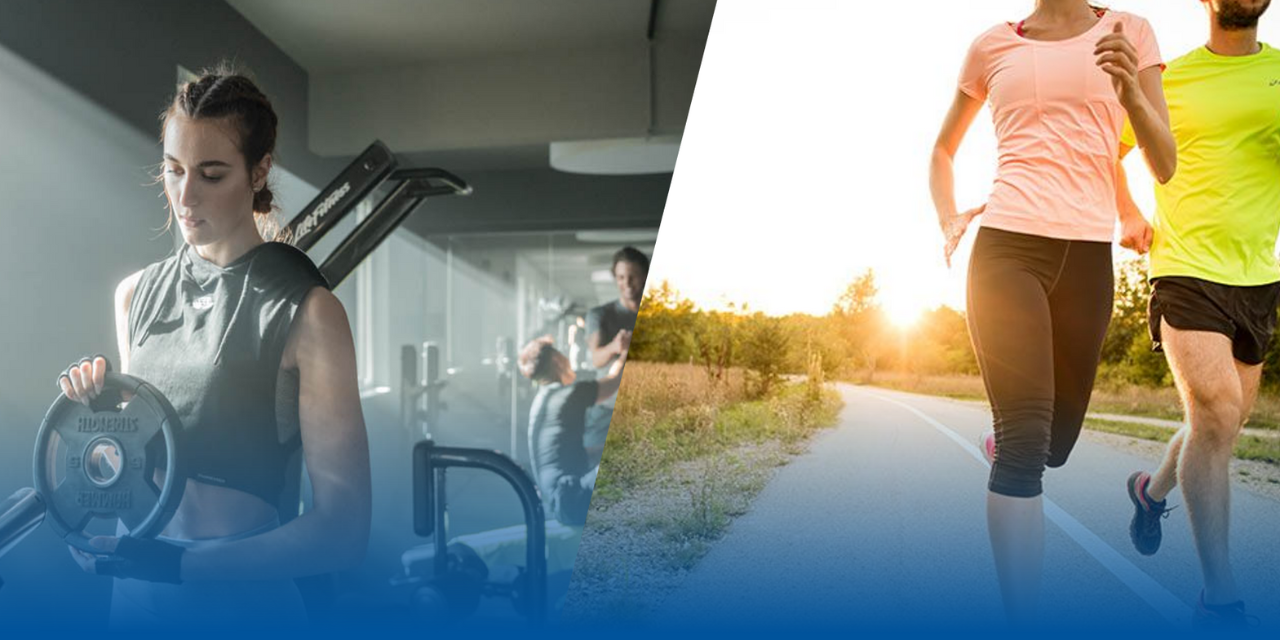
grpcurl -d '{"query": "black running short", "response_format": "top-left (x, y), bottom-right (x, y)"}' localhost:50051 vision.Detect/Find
top-left (1148, 276), bottom-right (1280, 366)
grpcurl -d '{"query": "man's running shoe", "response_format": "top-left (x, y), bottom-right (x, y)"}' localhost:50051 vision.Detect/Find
top-left (1127, 471), bottom-right (1172, 556)
top-left (1193, 592), bottom-right (1259, 630)
top-left (981, 430), bottom-right (996, 465)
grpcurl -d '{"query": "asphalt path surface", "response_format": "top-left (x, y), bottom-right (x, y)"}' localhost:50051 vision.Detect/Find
top-left (657, 384), bottom-right (1280, 632)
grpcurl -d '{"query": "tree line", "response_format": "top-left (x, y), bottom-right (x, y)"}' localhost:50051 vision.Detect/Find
top-left (632, 260), bottom-right (1280, 392)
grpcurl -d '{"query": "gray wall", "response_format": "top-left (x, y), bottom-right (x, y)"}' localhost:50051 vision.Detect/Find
top-left (0, 0), bottom-right (343, 186)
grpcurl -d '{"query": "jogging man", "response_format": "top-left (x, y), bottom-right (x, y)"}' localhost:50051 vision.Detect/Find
top-left (1117, 0), bottom-right (1277, 628)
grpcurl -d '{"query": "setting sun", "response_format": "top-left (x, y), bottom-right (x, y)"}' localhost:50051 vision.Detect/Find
top-left (884, 297), bottom-right (924, 330)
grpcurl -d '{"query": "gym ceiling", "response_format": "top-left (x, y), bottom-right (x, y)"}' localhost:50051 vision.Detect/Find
top-left (0, 0), bottom-right (715, 236)
top-left (231, 0), bottom-right (716, 242)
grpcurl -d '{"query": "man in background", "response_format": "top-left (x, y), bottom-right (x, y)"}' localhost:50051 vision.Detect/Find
top-left (583, 246), bottom-right (649, 466)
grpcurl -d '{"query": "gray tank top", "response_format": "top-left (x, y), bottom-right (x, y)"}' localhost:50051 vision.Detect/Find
top-left (126, 242), bottom-right (328, 506)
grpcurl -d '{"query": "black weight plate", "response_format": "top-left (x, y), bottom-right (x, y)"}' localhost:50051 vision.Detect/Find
top-left (33, 372), bottom-right (185, 553)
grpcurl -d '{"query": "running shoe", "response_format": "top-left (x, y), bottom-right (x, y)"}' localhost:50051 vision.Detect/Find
top-left (1193, 592), bottom-right (1259, 630)
top-left (980, 430), bottom-right (996, 465)
top-left (1126, 471), bottom-right (1173, 556)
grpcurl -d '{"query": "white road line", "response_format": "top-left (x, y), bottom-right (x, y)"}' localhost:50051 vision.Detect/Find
top-left (862, 389), bottom-right (1191, 626)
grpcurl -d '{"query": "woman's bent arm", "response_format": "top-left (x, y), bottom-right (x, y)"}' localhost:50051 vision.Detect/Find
top-left (179, 289), bottom-right (373, 581)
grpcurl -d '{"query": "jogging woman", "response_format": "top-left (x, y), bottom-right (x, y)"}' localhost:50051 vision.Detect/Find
top-left (929, 1), bottom-right (1176, 623)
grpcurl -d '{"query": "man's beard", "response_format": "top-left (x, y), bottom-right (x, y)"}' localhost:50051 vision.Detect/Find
top-left (1218, 0), bottom-right (1271, 30)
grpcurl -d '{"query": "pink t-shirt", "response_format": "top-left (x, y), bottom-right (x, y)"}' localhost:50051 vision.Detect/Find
top-left (958, 11), bottom-right (1162, 242)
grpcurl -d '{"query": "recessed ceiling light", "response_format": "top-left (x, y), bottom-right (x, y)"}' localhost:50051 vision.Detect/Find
top-left (575, 230), bottom-right (659, 243)
top-left (549, 136), bottom-right (681, 175)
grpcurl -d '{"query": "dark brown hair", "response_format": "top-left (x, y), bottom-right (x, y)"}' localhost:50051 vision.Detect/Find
top-left (160, 63), bottom-right (282, 238)
top-left (611, 246), bottom-right (651, 276)
top-left (517, 336), bottom-right (558, 383)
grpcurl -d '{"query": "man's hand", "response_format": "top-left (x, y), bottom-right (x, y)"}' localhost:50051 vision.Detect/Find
top-left (1120, 214), bottom-right (1153, 255)
top-left (609, 329), bottom-right (632, 355)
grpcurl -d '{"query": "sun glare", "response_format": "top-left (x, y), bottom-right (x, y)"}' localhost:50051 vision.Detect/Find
top-left (884, 299), bottom-right (924, 330)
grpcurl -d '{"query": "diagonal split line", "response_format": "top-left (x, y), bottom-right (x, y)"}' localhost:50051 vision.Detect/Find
top-left (863, 389), bottom-right (1191, 626)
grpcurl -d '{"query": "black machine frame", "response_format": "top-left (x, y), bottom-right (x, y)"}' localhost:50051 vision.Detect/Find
top-left (402, 342), bottom-right (549, 623)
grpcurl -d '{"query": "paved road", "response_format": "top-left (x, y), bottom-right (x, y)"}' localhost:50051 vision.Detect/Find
top-left (657, 384), bottom-right (1280, 632)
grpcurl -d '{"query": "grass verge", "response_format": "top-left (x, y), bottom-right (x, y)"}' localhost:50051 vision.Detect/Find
top-left (594, 379), bottom-right (843, 554)
top-left (859, 370), bottom-right (1280, 431)
top-left (562, 363), bottom-right (843, 623)
top-left (594, 362), bottom-right (842, 504)
top-left (1086, 418), bottom-right (1280, 465)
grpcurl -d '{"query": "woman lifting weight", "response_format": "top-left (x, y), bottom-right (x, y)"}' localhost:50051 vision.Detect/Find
top-left (59, 64), bottom-right (371, 629)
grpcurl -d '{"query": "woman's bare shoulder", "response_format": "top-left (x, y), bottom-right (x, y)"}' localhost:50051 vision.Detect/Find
top-left (115, 270), bottom-right (144, 315)
top-left (298, 287), bottom-right (347, 327)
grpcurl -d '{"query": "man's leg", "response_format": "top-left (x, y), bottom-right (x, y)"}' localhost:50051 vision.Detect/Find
top-left (1147, 427), bottom-right (1187, 503)
top-left (1235, 360), bottom-right (1263, 427)
top-left (1161, 319), bottom-right (1245, 605)
top-left (1149, 360), bottom-right (1260, 502)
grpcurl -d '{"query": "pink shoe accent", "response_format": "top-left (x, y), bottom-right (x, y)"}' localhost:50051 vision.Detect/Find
top-left (982, 431), bottom-right (996, 464)
top-left (1135, 472), bottom-right (1152, 510)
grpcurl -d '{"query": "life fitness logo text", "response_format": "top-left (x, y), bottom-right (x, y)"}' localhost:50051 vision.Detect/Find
top-left (296, 182), bottom-right (351, 241)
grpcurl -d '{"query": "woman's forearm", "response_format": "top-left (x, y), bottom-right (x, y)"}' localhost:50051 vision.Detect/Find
top-left (930, 146), bottom-right (960, 228)
top-left (179, 505), bottom-right (369, 582)
top-left (931, 89), bottom-right (984, 231)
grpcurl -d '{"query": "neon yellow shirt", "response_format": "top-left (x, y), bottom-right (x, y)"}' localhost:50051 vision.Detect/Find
top-left (1124, 44), bottom-right (1280, 285)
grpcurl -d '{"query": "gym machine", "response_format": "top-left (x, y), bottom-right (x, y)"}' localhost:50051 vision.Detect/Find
top-left (395, 343), bottom-right (549, 623)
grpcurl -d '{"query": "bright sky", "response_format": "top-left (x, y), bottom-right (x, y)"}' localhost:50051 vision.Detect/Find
top-left (650, 0), bottom-right (1280, 325)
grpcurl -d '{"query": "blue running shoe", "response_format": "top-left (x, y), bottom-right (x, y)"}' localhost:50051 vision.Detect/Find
top-left (1193, 592), bottom-right (1259, 630)
top-left (1127, 471), bottom-right (1172, 556)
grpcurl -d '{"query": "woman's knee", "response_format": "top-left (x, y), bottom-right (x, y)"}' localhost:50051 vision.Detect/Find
top-left (988, 456), bottom-right (1049, 498)
top-left (989, 409), bottom-right (1053, 498)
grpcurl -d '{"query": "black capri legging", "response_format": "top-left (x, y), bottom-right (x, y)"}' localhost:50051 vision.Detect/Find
top-left (967, 227), bottom-right (1113, 498)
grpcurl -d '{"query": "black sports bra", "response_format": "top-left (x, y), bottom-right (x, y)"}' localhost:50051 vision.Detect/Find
top-left (126, 242), bottom-right (329, 507)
